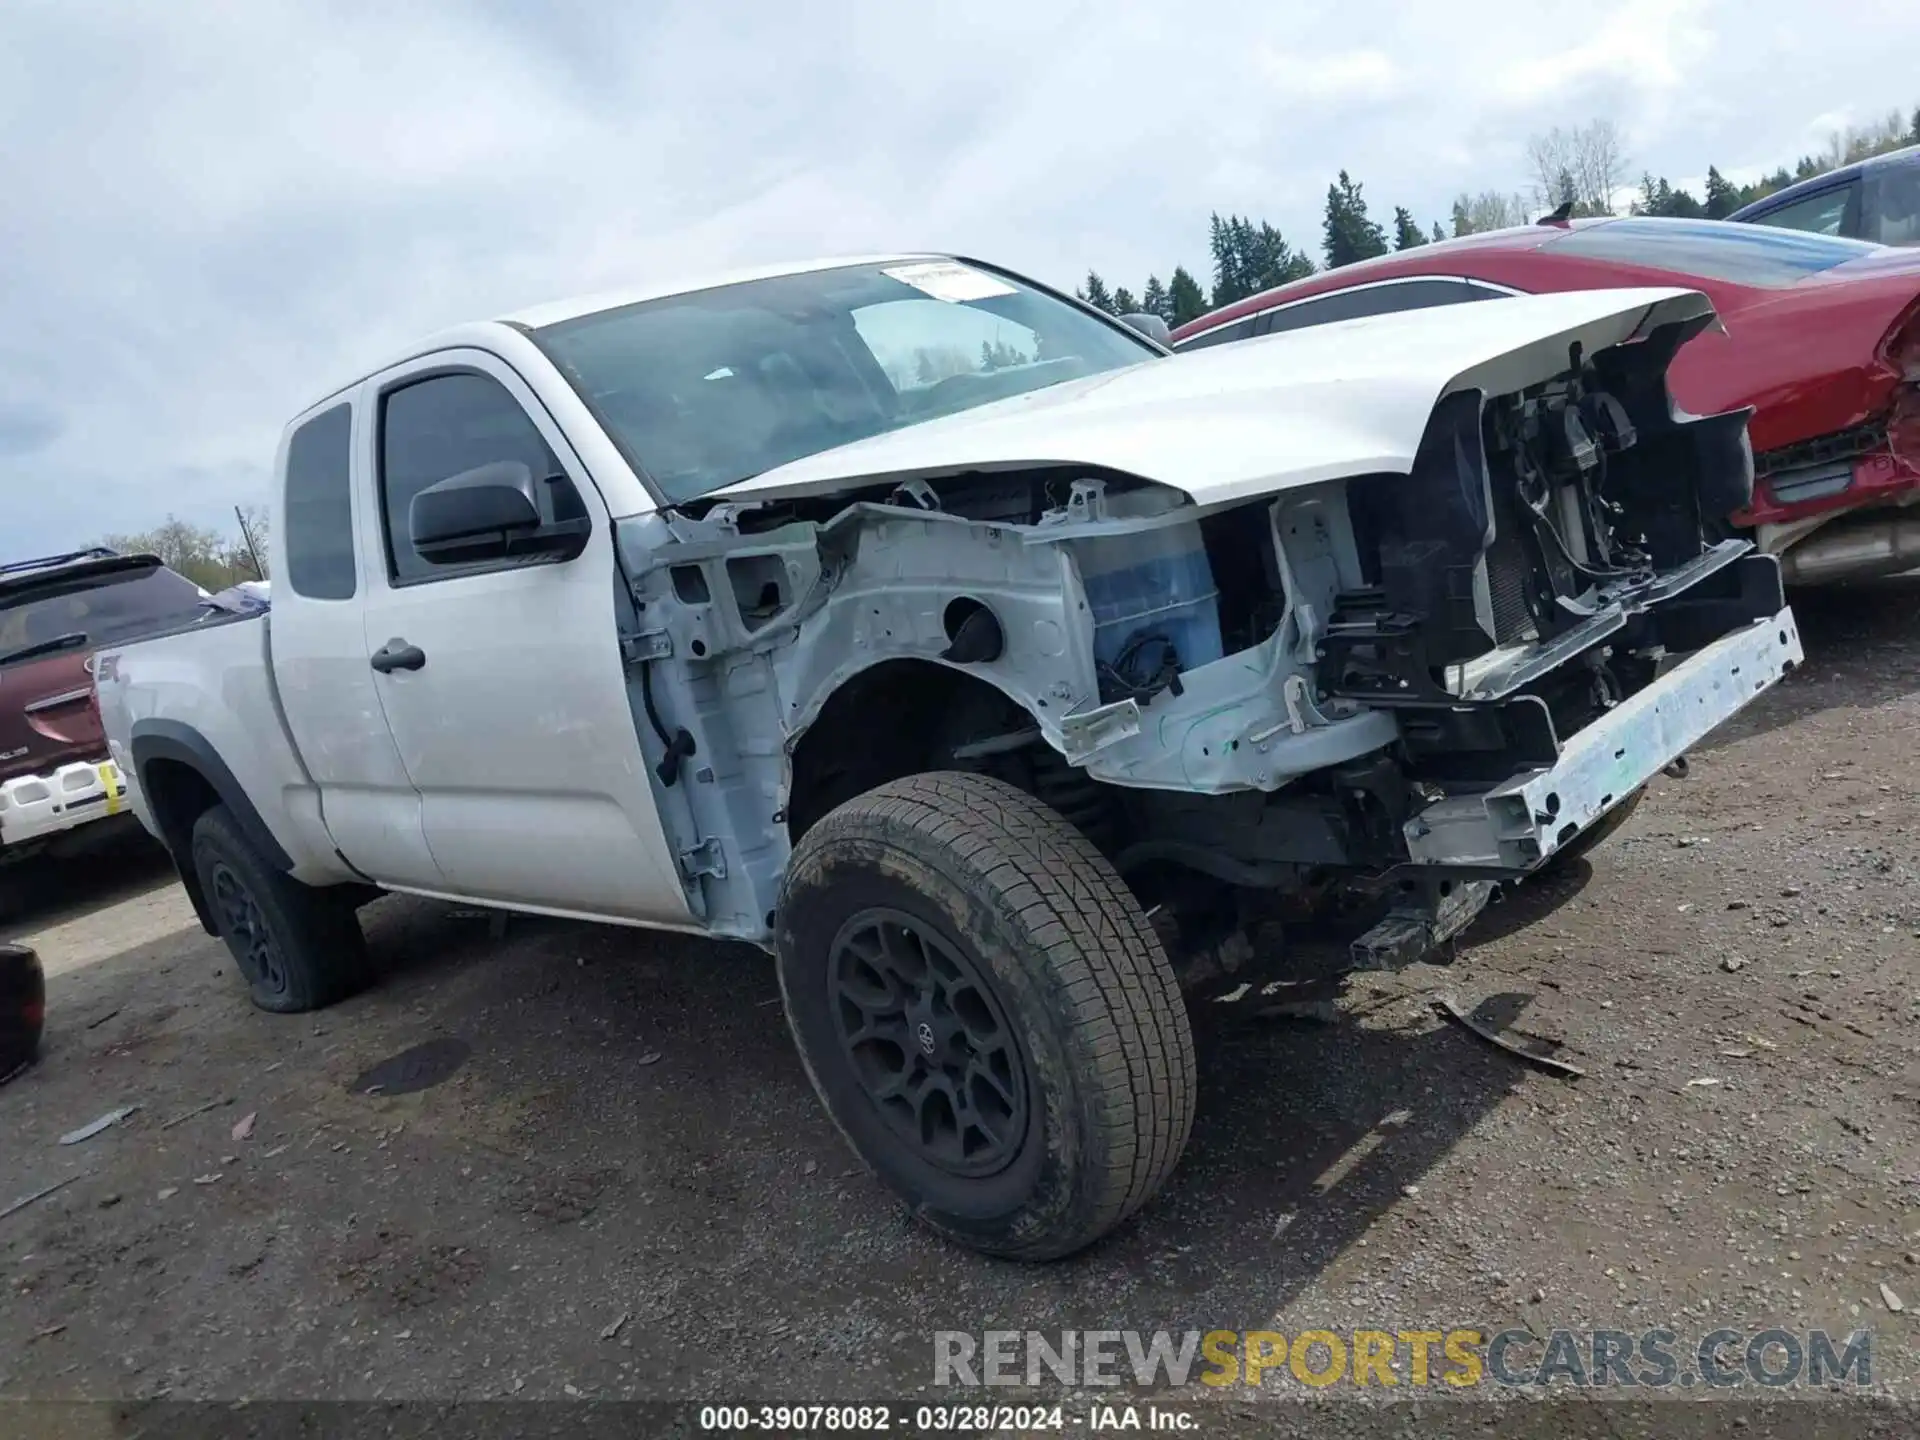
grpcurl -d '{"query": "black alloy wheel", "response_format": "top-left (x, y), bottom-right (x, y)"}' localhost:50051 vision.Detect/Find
top-left (189, 803), bottom-right (369, 1014)
top-left (207, 858), bottom-right (291, 1002)
top-left (828, 907), bottom-right (1029, 1178)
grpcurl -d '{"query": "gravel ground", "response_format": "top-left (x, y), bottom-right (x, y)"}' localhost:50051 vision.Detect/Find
top-left (3, 581), bottom-right (1919, 1436)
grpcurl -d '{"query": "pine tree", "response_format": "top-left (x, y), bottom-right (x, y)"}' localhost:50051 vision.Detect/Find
top-left (1637, 172), bottom-right (1705, 219)
top-left (1208, 212), bottom-right (1247, 306)
top-left (1430, 220), bottom-right (1446, 244)
top-left (1277, 224), bottom-right (1316, 284)
top-left (1451, 197), bottom-right (1473, 237)
top-left (1393, 206), bottom-right (1427, 250)
top-left (1140, 275), bottom-right (1172, 322)
top-left (978, 338), bottom-right (1027, 370)
top-left (1704, 166), bottom-right (1738, 219)
top-left (1230, 215), bottom-right (1257, 294)
top-left (1078, 271), bottom-right (1115, 313)
top-left (1244, 221), bottom-right (1315, 291)
top-left (1205, 213), bottom-right (1312, 303)
top-left (1323, 171), bottom-right (1389, 269)
top-left (1112, 286), bottom-right (1138, 315)
top-left (1167, 267), bottom-right (1208, 326)
top-left (1911, 105), bottom-right (1920, 144)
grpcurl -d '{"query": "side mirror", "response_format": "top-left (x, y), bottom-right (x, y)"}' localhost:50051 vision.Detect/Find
top-left (1119, 312), bottom-right (1173, 347)
top-left (410, 462), bottom-right (590, 566)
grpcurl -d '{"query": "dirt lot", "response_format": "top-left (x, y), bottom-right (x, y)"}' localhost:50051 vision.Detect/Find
top-left (3, 581), bottom-right (1919, 1431)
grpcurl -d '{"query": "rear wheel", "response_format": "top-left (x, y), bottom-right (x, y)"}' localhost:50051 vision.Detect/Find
top-left (190, 805), bottom-right (368, 1013)
top-left (777, 772), bottom-right (1195, 1260)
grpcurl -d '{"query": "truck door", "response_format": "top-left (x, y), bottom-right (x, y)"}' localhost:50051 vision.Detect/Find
top-left (353, 351), bottom-right (693, 925)
top-left (271, 401), bottom-right (447, 889)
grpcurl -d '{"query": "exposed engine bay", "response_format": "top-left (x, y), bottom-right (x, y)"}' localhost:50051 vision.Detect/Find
top-left (610, 298), bottom-right (1802, 987)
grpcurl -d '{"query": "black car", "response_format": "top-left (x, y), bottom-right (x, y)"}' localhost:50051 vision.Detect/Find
top-left (1730, 143), bottom-right (1920, 246)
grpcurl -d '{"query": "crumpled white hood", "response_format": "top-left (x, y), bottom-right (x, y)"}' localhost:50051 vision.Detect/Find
top-left (710, 287), bottom-right (1714, 509)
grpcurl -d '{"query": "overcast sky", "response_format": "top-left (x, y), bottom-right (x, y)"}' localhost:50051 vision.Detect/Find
top-left (4, 0), bottom-right (1917, 560)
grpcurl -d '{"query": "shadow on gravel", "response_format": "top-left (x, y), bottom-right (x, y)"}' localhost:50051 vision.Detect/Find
top-left (4, 876), bottom-right (1538, 1398)
top-left (334, 892), bottom-right (1523, 1335)
top-left (1698, 574), bottom-right (1920, 749)
top-left (0, 828), bottom-right (177, 941)
top-left (1070, 992), bottom-right (1521, 1328)
top-left (1457, 859), bottom-right (1594, 946)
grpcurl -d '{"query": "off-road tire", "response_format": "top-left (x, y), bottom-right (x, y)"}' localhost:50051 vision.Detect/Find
top-left (1549, 786), bottom-right (1647, 869)
top-left (190, 804), bottom-right (369, 1013)
top-left (777, 771), bottom-right (1196, 1260)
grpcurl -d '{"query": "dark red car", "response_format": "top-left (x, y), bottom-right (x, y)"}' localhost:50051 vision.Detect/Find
top-left (1, 548), bottom-right (207, 868)
top-left (1171, 218), bottom-right (1920, 584)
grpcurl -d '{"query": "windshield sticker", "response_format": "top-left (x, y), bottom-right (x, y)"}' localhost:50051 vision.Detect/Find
top-left (881, 261), bottom-right (1017, 303)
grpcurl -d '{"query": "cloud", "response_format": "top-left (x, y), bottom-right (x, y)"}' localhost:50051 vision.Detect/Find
top-left (0, 402), bottom-right (62, 458)
top-left (1255, 48), bottom-right (1398, 103)
top-left (1490, 0), bottom-right (1714, 108)
top-left (2, 0), bottom-right (1918, 559)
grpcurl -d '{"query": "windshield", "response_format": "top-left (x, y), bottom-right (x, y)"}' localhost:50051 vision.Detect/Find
top-left (531, 260), bottom-right (1159, 504)
top-left (0, 563), bottom-right (207, 664)
top-left (1546, 218), bottom-right (1883, 287)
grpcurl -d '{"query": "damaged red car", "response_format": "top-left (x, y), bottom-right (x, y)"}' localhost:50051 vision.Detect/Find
top-left (1172, 218), bottom-right (1920, 584)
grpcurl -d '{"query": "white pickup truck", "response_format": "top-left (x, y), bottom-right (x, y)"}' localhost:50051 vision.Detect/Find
top-left (96, 255), bottom-right (1801, 1259)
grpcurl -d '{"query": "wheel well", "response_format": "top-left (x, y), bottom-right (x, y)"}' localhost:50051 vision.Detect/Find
top-left (140, 757), bottom-right (221, 930)
top-left (787, 660), bottom-right (1021, 843)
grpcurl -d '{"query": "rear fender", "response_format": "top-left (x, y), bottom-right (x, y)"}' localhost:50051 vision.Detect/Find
top-left (129, 720), bottom-right (293, 933)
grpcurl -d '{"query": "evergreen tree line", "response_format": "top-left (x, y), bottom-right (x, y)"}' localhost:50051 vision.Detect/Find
top-left (1643, 107), bottom-right (1918, 219)
top-left (1078, 106), bottom-right (1920, 327)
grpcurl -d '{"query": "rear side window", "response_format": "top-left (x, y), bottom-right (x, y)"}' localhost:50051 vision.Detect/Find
top-left (1175, 316), bottom-right (1261, 352)
top-left (1265, 279), bottom-right (1491, 336)
top-left (0, 565), bottom-right (207, 661)
top-left (1177, 279), bottom-right (1496, 350)
top-left (1548, 217), bottom-right (1877, 286)
top-left (283, 404), bottom-right (357, 600)
top-left (1745, 182), bottom-right (1860, 239)
top-left (378, 372), bottom-right (565, 584)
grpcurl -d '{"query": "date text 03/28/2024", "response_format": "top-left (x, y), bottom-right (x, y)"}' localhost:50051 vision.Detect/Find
top-left (696, 1403), bottom-right (1192, 1431)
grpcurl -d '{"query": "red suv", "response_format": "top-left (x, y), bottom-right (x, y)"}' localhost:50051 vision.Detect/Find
top-left (1, 548), bottom-right (208, 867)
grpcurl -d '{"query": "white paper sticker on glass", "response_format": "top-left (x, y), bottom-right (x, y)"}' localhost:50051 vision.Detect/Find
top-left (881, 261), bottom-right (1018, 303)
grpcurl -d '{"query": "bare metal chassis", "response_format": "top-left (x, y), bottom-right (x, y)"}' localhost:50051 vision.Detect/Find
top-left (1405, 606), bottom-right (1803, 871)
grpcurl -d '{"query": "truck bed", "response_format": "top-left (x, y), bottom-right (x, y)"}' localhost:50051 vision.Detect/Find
top-left (95, 611), bottom-right (345, 886)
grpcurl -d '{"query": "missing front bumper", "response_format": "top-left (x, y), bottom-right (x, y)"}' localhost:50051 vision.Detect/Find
top-left (1402, 606), bottom-right (1803, 872)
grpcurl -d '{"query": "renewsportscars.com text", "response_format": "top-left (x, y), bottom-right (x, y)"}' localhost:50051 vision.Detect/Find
top-left (933, 1327), bottom-right (1871, 1390)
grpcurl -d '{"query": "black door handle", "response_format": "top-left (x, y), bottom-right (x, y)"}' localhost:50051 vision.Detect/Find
top-left (370, 639), bottom-right (426, 673)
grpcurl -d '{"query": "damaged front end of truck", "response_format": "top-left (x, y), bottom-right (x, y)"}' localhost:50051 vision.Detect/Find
top-left (606, 286), bottom-right (1801, 989)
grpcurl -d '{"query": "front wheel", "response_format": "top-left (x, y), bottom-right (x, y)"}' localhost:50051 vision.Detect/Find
top-left (777, 772), bottom-right (1195, 1260)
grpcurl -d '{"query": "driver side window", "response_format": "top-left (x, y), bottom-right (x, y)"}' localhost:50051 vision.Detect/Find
top-left (377, 371), bottom-right (571, 584)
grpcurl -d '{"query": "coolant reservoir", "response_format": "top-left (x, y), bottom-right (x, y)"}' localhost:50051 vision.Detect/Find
top-left (1067, 484), bottom-right (1224, 679)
